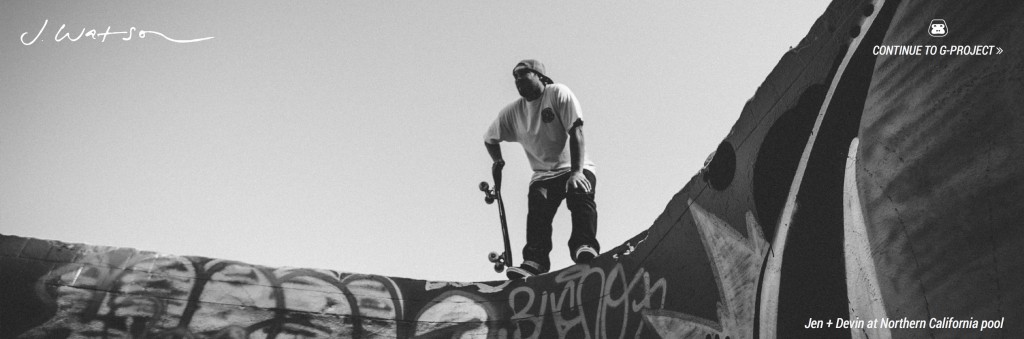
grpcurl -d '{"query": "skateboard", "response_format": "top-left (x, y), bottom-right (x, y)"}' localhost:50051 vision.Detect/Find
top-left (480, 165), bottom-right (513, 273)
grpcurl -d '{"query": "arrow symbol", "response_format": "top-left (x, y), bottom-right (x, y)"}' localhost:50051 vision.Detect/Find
top-left (997, 47), bottom-right (1003, 54)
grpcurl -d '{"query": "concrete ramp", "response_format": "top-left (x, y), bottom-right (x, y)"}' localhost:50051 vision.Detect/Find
top-left (3, 0), bottom-right (1022, 337)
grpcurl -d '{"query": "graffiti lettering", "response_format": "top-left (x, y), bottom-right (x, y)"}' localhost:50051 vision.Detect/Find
top-left (22, 250), bottom-right (404, 338)
top-left (509, 263), bottom-right (668, 339)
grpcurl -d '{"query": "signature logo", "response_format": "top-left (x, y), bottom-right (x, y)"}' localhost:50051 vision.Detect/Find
top-left (20, 19), bottom-right (214, 46)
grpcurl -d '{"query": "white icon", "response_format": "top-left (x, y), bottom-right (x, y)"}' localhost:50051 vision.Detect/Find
top-left (929, 19), bottom-right (948, 37)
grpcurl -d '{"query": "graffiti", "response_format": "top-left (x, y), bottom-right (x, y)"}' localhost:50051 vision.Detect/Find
top-left (509, 263), bottom-right (668, 339)
top-left (611, 233), bottom-right (649, 260)
top-left (17, 246), bottom-right (513, 338)
top-left (643, 203), bottom-right (768, 339)
top-left (424, 280), bottom-right (512, 294)
top-left (9, 240), bottom-right (678, 339)
top-left (21, 250), bottom-right (405, 338)
top-left (411, 291), bottom-right (501, 338)
top-left (842, 138), bottom-right (891, 339)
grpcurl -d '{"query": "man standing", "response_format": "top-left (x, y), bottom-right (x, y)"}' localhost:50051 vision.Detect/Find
top-left (484, 60), bottom-right (599, 279)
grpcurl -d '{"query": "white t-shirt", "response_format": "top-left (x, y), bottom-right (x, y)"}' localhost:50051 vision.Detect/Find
top-left (484, 84), bottom-right (596, 183)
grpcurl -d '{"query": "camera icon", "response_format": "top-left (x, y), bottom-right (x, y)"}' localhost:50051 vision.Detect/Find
top-left (929, 19), bottom-right (948, 37)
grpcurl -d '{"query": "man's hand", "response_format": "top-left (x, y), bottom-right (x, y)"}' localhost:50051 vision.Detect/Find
top-left (566, 122), bottom-right (590, 193)
top-left (566, 171), bottom-right (592, 193)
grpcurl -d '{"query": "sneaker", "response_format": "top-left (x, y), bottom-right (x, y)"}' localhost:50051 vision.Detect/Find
top-left (574, 245), bottom-right (599, 264)
top-left (506, 261), bottom-right (543, 280)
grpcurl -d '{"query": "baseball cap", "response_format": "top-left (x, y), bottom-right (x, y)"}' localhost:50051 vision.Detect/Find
top-left (514, 59), bottom-right (554, 85)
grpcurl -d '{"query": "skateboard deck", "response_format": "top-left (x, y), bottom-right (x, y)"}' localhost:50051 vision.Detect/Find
top-left (480, 169), bottom-right (513, 273)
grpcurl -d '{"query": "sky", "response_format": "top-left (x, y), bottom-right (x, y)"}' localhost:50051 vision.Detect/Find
top-left (1, 1), bottom-right (832, 282)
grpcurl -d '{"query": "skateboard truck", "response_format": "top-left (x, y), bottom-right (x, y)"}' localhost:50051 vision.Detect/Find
top-left (480, 182), bottom-right (496, 204)
top-left (487, 251), bottom-right (507, 273)
top-left (480, 177), bottom-right (513, 273)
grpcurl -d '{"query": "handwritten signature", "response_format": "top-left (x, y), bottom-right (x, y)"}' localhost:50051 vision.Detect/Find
top-left (21, 19), bottom-right (214, 45)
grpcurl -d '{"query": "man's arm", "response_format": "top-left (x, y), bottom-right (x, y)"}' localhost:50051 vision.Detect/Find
top-left (485, 141), bottom-right (503, 163)
top-left (567, 121), bottom-right (592, 193)
top-left (485, 142), bottom-right (505, 191)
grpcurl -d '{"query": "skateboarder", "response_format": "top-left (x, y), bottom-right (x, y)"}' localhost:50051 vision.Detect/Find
top-left (483, 59), bottom-right (600, 279)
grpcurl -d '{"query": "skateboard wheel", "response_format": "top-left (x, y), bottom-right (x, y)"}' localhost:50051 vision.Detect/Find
top-left (479, 182), bottom-right (490, 192)
top-left (488, 252), bottom-right (501, 263)
top-left (484, 196), bottom-right (495, 204)
top-left (494, 262), bottom-right (505, 273)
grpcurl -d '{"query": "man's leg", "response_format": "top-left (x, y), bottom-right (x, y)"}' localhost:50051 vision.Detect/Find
top-left (566, 170), bottom-right (599, 263)
top-left (520, 177), bottom-right (566, 274)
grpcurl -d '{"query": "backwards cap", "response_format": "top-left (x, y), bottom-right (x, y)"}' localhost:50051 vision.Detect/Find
top-left (515, 59), bottom-right (554, 85)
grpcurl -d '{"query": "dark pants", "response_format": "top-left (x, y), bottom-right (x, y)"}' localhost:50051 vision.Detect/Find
top-left (523, 169), bottom-right (599, 273)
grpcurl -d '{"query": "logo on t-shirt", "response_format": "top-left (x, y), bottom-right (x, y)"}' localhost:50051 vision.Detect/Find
top-left (542, 108), bottom-right (555, 123)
